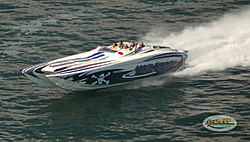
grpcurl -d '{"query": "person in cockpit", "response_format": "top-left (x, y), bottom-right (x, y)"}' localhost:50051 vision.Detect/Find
top-left (130, 41), bottom-right (137, 51)
top-left (136, 42), bottom-right (145, 52)
top-left (105, 42), bottom-right (120, 51)
top-left (123, 44), bottom-right (130, 50)
top-left (111, 41), bottom-right (123, 51)
top-left (111, 42), bottom-right (120, 51)
top-left (118, 41), bottom-right (124, 49)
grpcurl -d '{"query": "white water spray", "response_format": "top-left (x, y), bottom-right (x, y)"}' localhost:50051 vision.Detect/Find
top-left (143, 8), bottom-right (250, 76)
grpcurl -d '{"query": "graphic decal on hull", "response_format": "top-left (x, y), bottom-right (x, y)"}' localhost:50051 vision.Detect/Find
top-left (136, 60), bottom-right (178, 75)
top-left (91, 72), bottom-right (110, 85)
top-left (60, 59), bottom-right (184, 85)
top-left (135, 64), bottom-right (154, 75)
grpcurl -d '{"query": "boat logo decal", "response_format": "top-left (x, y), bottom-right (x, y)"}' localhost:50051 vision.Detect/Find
top-left (122, 60), bottom-right (179, 79)
top-left (203, 115), bottom-right (237, 132)
top-left (135, 64), bottom-right (154, 75)
top-left (136, 60), bottom-right (179, 75)
top-left (91, 72), bottom-right (111, 85)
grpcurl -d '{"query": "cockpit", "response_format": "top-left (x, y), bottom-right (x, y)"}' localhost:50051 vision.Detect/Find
top-left (96, 44), bottom-right (174, 57)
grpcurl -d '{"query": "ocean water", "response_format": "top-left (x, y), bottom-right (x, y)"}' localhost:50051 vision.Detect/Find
top-left (1, 0), bottom-right (250, 141)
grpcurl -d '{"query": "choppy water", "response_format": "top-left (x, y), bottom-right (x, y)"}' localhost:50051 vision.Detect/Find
top-left (1, 0), bottom-right (250, 141)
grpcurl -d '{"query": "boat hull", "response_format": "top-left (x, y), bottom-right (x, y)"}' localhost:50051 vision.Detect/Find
top-left (22, 45), bottom-right (188, 91)
top-left (22, 62), bottom-right (58, 87)
top-left (47, 55), bottom-right (185, 91)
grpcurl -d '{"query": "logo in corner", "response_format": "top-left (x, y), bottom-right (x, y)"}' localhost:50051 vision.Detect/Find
top-left (203, 115), bottom-right (237, 132)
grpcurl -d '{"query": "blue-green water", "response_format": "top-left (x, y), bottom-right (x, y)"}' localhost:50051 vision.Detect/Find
top-left (1, 0), bottom-right (250, 141)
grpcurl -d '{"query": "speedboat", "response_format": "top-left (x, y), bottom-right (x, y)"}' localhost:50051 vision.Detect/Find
top-left (22, 43), bottom-right (188, 91)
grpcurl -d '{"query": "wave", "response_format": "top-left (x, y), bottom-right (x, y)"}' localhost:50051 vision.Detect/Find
top-left (142, 8), bottom-right (250, 76)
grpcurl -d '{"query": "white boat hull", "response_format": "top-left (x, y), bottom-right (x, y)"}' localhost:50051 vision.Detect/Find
top-left (22, 45), bottom-right (188, 91)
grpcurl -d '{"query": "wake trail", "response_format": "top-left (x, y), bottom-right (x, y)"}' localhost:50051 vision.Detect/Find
top-left (142, 8), bottom-right (250, 77)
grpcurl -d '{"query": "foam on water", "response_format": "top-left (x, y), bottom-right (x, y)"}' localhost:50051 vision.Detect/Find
top-left (125, 75), bottom-right (172, 89)
top-left (143, 8), bottom-right (250, 77)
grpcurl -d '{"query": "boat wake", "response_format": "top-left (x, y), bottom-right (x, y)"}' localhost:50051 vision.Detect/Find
top-left (142, 8), bottom-right (250, 77)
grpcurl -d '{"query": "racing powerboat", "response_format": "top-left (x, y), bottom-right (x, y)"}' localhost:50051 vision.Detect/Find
top-left (22, 43), bottom-right (188, 91)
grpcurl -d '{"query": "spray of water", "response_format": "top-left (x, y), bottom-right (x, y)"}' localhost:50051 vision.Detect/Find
top-left (142, 8), bottom-right (250, 77)
top-left (125, 75), bottom-right (173, 89)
